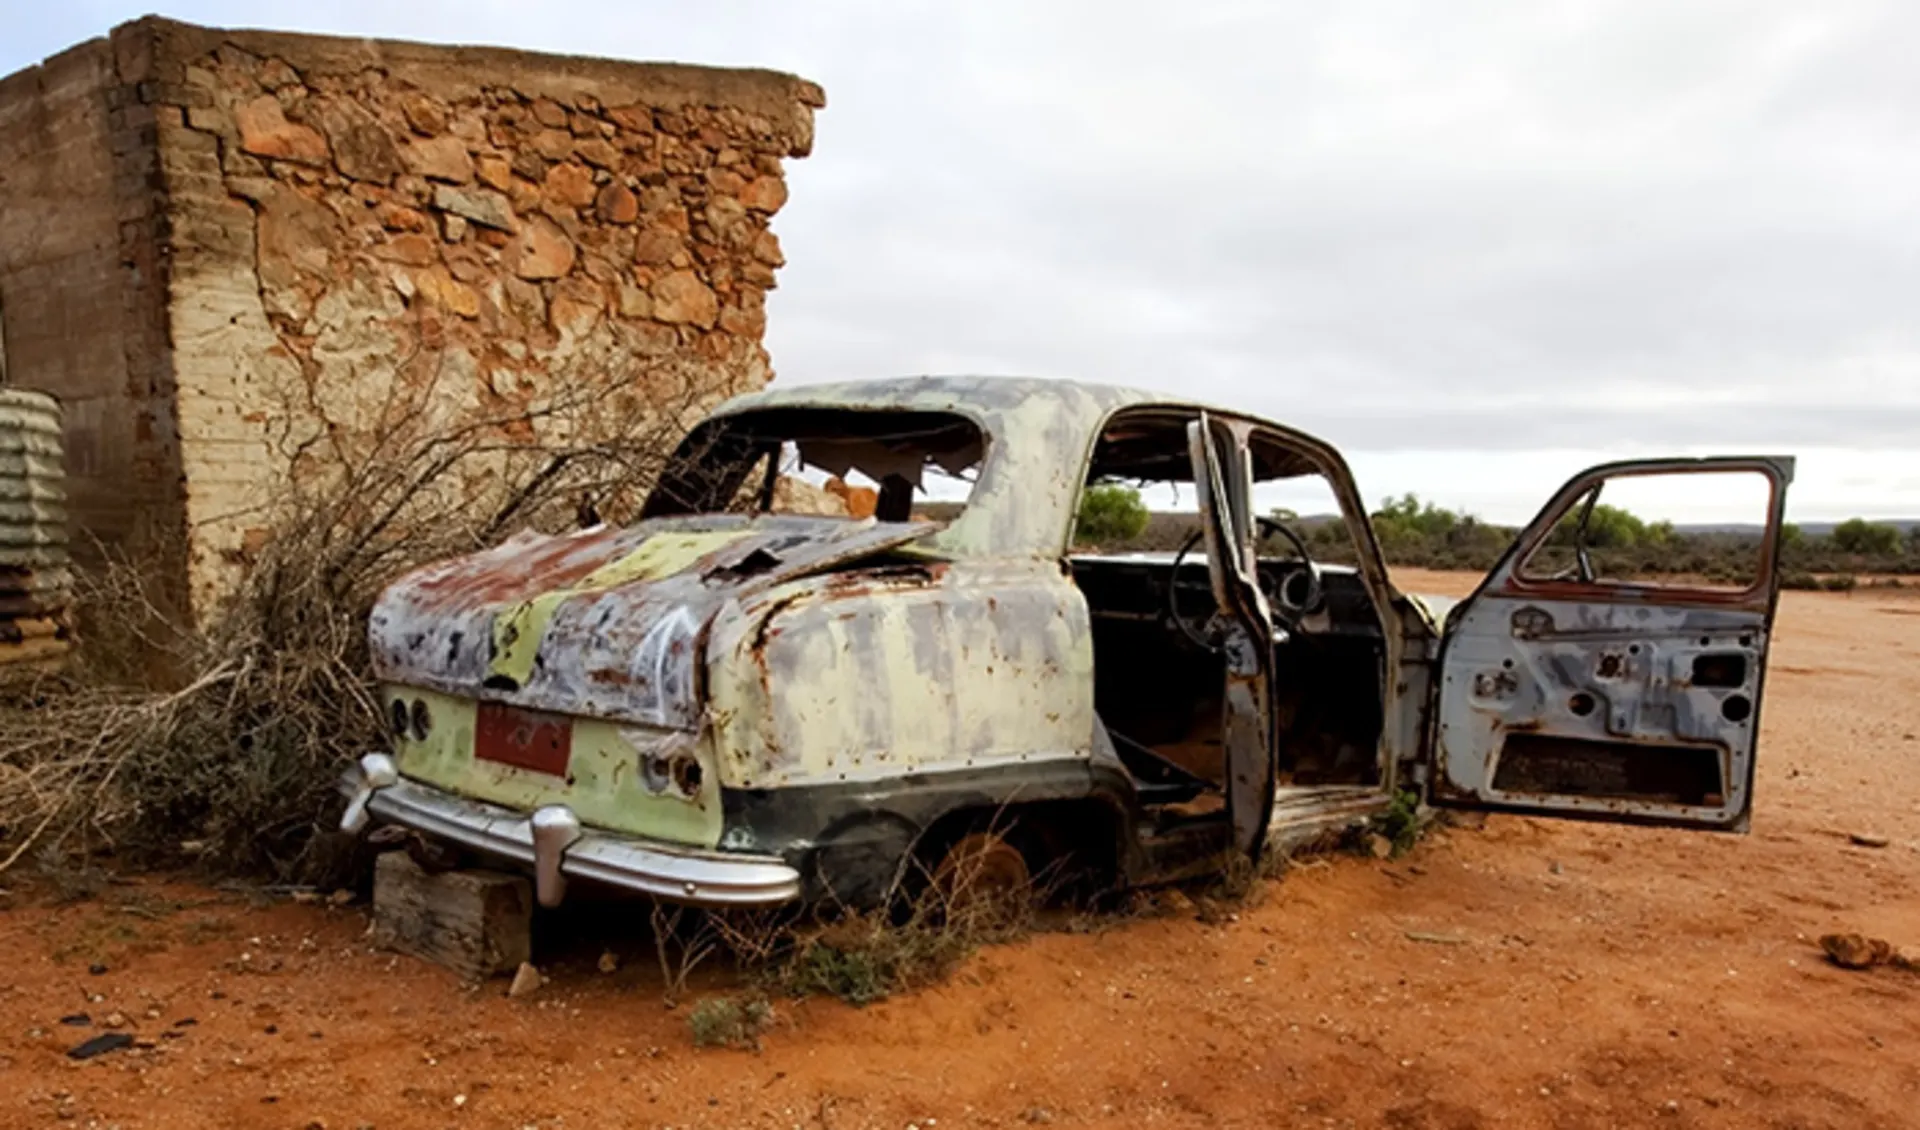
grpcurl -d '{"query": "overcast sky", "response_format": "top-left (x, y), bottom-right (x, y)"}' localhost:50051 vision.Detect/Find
top-left (7, 1), bottom-right (1917, 523)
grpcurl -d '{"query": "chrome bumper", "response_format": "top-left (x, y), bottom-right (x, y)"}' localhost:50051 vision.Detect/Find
top-left (338, 753), bottom-right (801, 909)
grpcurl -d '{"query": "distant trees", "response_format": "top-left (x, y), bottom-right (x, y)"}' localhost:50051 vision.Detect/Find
top-left (1830, 517), bottom-right (1903, 557)
top-left (1072, 487), bottom-right (1915, 583)
top-left (1074, 483), bottom-right (1150, 545)
top-left (1366, 494), bottom-right (1511, 570)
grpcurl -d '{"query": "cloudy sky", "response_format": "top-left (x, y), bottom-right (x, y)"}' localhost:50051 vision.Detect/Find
top-left (7, 1), bottom-right (1917, 523)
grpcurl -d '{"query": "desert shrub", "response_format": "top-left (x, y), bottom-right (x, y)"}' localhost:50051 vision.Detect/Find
top-left (1830, 518), bottom-right (1903, 557)
top-left (687, 994), bottom-right (774, 1049)
top-left (0, 371), bottom-right (717, 882)
top-left (767, 902), bottom-right (1022, 1006)
top-left (1073, 483), bottom-right (1150, 546)
top-left (1372, 788), bottom-right (1429, 857)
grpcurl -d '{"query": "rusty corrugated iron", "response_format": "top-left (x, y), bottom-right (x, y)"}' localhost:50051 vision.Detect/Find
top-left (0, 389), bottom-right (71, 671)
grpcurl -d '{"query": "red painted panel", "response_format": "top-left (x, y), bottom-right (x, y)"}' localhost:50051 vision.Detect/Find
top-left (474, 701), bottom-right (573, 777)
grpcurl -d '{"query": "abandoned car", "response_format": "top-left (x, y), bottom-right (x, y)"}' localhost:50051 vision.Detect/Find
top-left (339, 376), bottom-right (1794, 910)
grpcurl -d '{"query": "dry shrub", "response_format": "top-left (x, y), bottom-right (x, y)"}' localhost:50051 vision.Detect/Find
top-left (0, 367), bottom-right (727, 883)
top-left (651, 830), bottom-right (1044, 1014)
top-left (687, 993), bottom-right (775, 1050)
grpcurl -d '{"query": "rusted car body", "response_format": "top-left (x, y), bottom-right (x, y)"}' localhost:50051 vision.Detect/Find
top-left (339, 376), bottom-right (1794, 909)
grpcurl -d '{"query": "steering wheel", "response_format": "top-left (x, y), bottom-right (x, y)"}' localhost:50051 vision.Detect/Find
top-left (1254, 514), bottom-right (1323, 619)
top-left (1167, 516), bottom-right (1322, 651)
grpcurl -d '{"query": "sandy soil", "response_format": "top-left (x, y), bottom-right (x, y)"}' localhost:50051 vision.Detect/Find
top-left (3, 572), bottom-right (1917, 1130)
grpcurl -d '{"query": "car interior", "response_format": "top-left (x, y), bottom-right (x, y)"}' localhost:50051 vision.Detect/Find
top-left (1065, 409), bottom-right (1390, 823)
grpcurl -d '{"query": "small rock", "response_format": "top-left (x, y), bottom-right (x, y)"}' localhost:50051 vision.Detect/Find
top-left (507, 218), bottom-right (577, 280)
top-left (1850, 832), bottom-right (1891, 848)
top-left (59, 1014), bottom-right (90, 1027)
top-left (234, 95), bottom-right (329, 165)
top-left (595, 183), bottom-right (638, 225)
top-left (575, 138), bottom-right (620, 168)
top-left (739, 176), bottom-right (788, 213)
top-left (402, 136), bottom-right (474, 184)
top-left (507, 962), bottom-right (543, 999)
top-left (432, 185), bottom-right (517, 232)
top-left (1022, 1108), bottom-right (1053, 1125)
top-left (597, 951), bottom-right (620, 975)
top-left (414, 266), bottom-right (481, 318)
top-left (475, 154), bottom-right (513, 192)
top-left (649, 269), bottom-right (717, 327)
top-left (320, 101), bottom-right (402, 184)
top-left (328, 889), bottom-right (354, 907)
top-left (1820, 932), bottom-right (1893, 969)
top-left (543, 162), bottom-right (598, 209)
top-left (376, 233), bottom-right (439, 267)
top-left (67, 1032), bottom-right (135, 1060)
top-left (88, 963), bottom-right (108, 976)
top-left (1367, 833), bottom-right (1393, 859)
top-left (103, 1012), bottom-right (128, 1029)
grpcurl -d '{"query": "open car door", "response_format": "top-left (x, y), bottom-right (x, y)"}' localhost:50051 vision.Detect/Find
top-left (1431, 456), bottom-right (1795, 831)
top-left (1187, 415), bottom-right (1277, 857)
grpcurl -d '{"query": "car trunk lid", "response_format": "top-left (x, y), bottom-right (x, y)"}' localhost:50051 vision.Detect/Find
top-left (369, 515), bottom-right (939, 730)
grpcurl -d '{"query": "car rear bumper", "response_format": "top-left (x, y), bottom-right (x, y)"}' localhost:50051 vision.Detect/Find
top-left (338, 753), bottom-right (801, 909)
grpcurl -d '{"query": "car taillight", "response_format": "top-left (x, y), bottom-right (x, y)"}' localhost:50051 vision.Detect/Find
top-left (389, 698), bottom-right (408, 737)
top-left (671, 755), bottom-right (703, 796)
top-left (409, 698), bottom-right (432, 741)
top-left (640, 750), bottom-right (702, 799)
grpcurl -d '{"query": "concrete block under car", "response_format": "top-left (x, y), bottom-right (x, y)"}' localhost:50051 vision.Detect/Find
top-left (370, 851), bottom-right (531, 980)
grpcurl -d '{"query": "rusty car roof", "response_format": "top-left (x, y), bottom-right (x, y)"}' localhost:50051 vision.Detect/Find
top-left (708, 376), bottom-right (1178, 559)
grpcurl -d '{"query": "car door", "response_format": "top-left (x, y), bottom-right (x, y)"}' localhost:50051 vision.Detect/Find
top-left (1187, 415), bottom-right (1278, 856)
top-left (1430, 456), bottom-right (1794, 831)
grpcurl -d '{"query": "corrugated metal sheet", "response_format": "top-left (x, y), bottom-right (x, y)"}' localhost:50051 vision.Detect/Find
top-left (0, 389), bottom-right (71, 670)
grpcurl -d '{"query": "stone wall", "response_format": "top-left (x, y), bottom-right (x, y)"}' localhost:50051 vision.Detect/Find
top-left (1, 17), bottom-right (822, 624)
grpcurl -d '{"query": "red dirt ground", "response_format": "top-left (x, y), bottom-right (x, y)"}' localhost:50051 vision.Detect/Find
top-left (3, 571), bottom-right (1917, 1129)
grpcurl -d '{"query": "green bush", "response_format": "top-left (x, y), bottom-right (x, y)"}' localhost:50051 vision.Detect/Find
top-left (687, 995), bottom-right (774, 1049)
top-left (1074, 483), bottom-right (1150, 546)
top-left (1831, 518), bottom-right (1903, 557)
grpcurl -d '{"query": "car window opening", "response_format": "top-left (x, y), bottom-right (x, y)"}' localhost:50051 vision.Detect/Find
top-left (642, 408), bottom-right (985, 523)
top-left (1516, 469), bottom-right (1775, 594)
top-left (1069, 409), bottom-right (1388, 816)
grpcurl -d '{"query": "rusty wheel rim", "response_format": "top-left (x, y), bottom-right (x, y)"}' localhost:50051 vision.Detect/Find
top-left (931, 831), bottom-right (1030, 914)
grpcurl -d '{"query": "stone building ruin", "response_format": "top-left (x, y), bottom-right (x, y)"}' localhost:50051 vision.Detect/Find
top-left (0, 17), bottom-right (823, 624)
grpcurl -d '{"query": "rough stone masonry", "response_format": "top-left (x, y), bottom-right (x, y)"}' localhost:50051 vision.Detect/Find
top-left (0, 17), bottom-right (823, 624)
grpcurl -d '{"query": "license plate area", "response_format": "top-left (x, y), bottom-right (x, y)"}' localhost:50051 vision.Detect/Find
top-left (474, 701), bottom-right (573, 777)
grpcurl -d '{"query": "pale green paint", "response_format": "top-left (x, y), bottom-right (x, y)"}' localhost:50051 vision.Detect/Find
top-left (704, 559), bottom-right (1095, 789)
top-left (386, 685), bottom-right (722, 846)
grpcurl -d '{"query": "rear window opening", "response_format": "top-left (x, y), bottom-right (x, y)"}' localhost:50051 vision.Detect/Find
top-left (642, 408), bottom-right (986, 523)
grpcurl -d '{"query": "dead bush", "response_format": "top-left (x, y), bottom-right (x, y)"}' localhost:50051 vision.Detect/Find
top-left (0, 366), bottom-right (726, 883)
